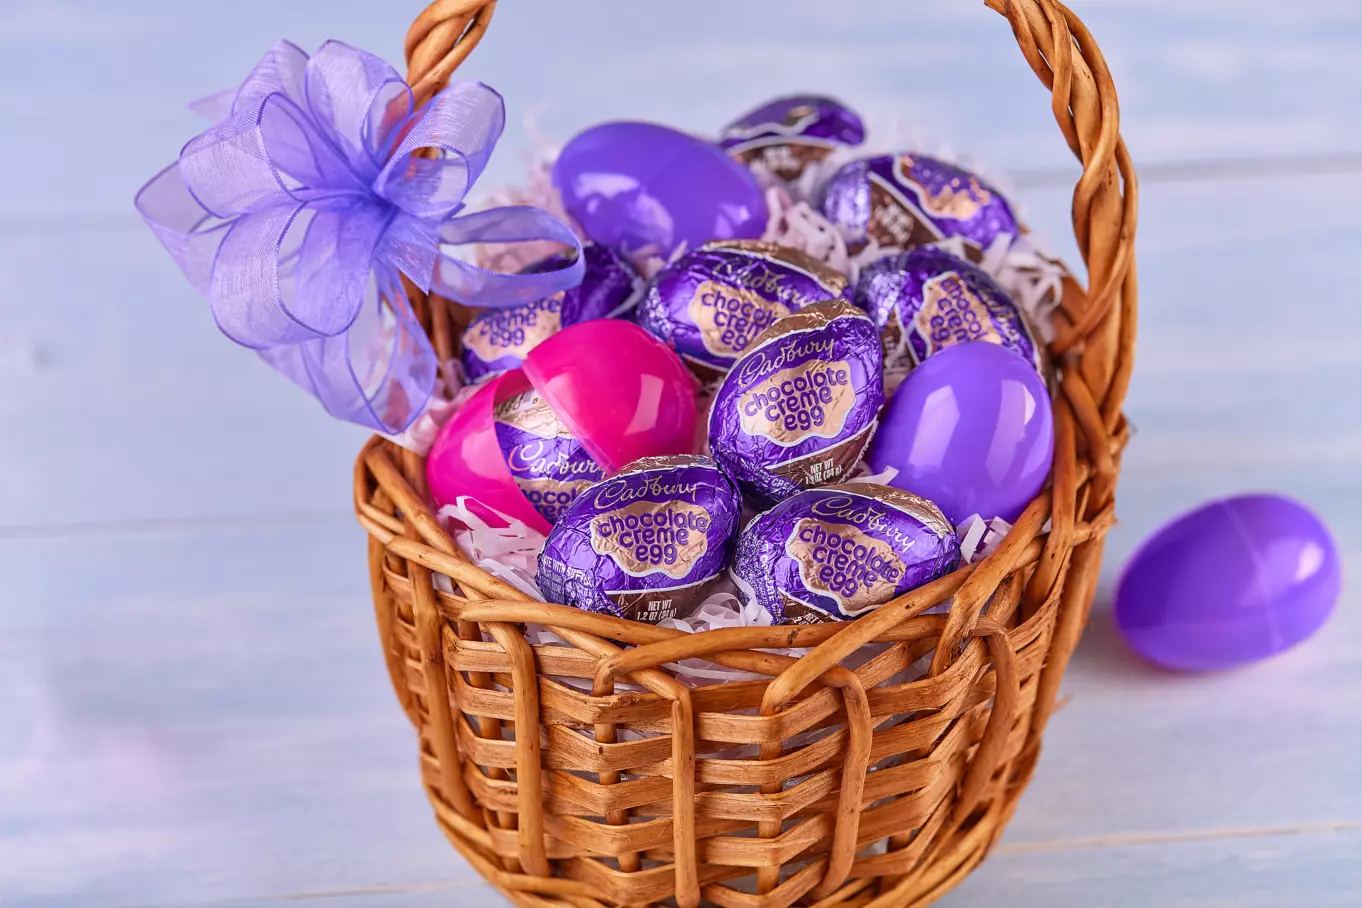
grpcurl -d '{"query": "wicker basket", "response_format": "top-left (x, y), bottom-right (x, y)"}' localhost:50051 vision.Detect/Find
top-left (355, 1), bottom-right (1136, 905)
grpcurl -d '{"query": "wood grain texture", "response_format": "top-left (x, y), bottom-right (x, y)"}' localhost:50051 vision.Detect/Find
top-left (184, 828), bottom-right (1362, 907)
top-left (0, 226), bottom-right (367, 529)
top-left (949, 827), bottom-right (1362, 908)
top-left (2, 0), bottom-right (1360, 218)
top-left (0, 524), bottom-right (466, 906)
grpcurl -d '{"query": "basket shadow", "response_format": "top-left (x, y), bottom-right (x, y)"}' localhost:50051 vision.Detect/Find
top-left (1066, 583), bottom-right (1170, 681)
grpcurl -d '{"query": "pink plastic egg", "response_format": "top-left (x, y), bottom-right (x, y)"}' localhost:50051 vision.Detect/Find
top-left (427, 321), bottom-right (698, 533)
top-left (1115, 494), bottom-right (1341, 672)
top-left (524, 319), bottom-right (698, 473)
top-left (426, 370), bottom-right (549, 532)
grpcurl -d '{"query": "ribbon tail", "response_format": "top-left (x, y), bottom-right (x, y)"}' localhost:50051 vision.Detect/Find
top-left (135, 160), bottom-right (232, 298)
top-left (428, 206), bottom-right (584, 309)
top-left (188, 88), bottom-right (237, 122)
top-left (258, 265), bottom-right (436, 433)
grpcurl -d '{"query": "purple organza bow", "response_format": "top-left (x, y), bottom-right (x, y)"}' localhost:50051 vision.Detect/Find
top-left (135, 40), bottom-right (583, 433)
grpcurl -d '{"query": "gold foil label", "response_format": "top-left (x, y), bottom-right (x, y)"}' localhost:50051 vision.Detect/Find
top-left (590, 500), bottom-right (712, 579)
top-left (463, 300), bottom-right (562, 363)
top-left (738, 358), bottom-right (856, 446)
top-left (915, 271), bottom-right (1004, 357)
top-left (494, 389), bottom-right (570, 439)
top-left (895, 154), bottom-right (991, 221)
top-left (616, 453), bottom-right (713, 474)
top-left (689, 280), bottom-right (791, 358)
top-left (746, 298), bottom-right (863, 351)
top-left (787, 517), bottom-right (906, 617)
top-left (514, 477), bottom-right (595, 524)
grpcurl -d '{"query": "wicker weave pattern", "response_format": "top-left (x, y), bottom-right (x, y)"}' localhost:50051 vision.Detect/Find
top-left (354, 2), bottom-right (1137, 905)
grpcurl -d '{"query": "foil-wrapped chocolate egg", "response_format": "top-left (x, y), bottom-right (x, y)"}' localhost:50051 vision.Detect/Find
top-left (461, 243), bottom-right (642, 382)
top-left (493, 386), bottom-right (605, 526)
top-left (732, 483), bottom-right (960, 624)
top-left (635, 239), bottom-right (849, 382)
top-left (719, 95), bottom-right (865, 185)
top-left (821, 153), bottom-right (1019, 260)
top-left (537, 455), bottom-right (743, 624)
top-left (708, 299), bottom-right (883, 505)
top-left (854, 246), bottom-right (1046, 377)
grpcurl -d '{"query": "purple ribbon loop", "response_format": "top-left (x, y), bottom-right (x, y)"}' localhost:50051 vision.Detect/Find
top-left (136, 40), bottom-right (583, 433)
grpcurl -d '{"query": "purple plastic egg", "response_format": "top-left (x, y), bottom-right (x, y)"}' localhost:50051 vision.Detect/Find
top-left (552, 121), bottom-right (768, 257)
top-left (867, 341), bottom-right (1053, 524)
top-left (1115, 494), bottom-right (1340, 672)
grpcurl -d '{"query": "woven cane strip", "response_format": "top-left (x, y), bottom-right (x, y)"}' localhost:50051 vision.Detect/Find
top-left (355, 0), bottom-right (1139, 904)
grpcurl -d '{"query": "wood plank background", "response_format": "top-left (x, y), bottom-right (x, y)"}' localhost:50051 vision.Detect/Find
top-left (1, 1), bottom-right (1359, 905)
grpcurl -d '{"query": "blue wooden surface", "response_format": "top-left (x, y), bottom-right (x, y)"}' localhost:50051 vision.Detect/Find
top-left (2, 1), bottom-right (1360, 905)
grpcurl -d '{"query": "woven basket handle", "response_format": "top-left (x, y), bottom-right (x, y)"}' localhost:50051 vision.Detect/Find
top-left (402, 0), bottom-right (1136, 423)
top-left (400, 0), bottom-right (1138, 709)
top-left (404, 1), bottom-right (498, 108)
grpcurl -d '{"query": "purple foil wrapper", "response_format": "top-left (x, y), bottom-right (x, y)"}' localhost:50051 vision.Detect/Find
top-left (537, 455), bottom-right (743, 623)
top-left (708, 300), bottom-right (883, 505)
top-left (635, 240), bottom-right (849, 382)
top-left (494, 387), bottom-right (605, 526)
top-left (821, 153), bottom-right (1019, 260)
top-left (462, 242), bottom-right (642, 382)
top-left (719, 95), bottom-right (865, 184)
top-left (854, 247), bottom-right (1045, 375)
top-left (732, 483), bottom-right (960, 624)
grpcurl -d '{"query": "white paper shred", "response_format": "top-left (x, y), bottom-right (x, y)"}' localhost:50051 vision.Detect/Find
top-left (656, 580), bottom-right (780, 686)
top-left (847, 463), bottom-right (899, 486)
top-left (761, 186), bottom-right (852, 274)
top-left (984, 233), bottom-right (1068, 342)
top-left (522, 622), bottom-right (568, 646)
top-left (956, 514), bottom-right (1014, 565)
top-left (437, 496), bottom-right (547, 599)
top-left (956, 515), bottom-right (988, 565)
